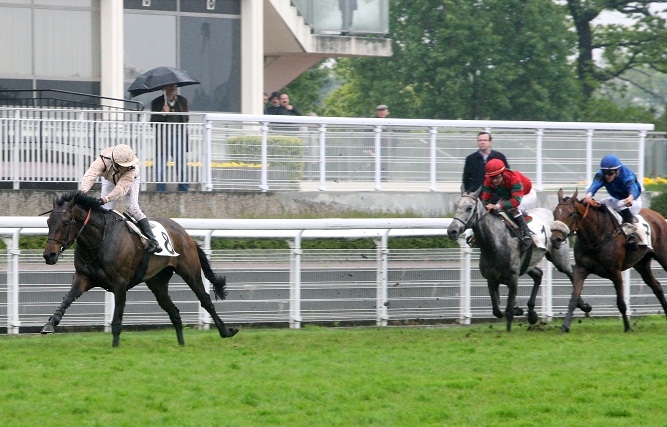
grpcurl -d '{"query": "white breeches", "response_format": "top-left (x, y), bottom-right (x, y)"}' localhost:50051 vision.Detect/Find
top-left (599, 195), bottom-right (642, 216)
top-left (518, 188), bottom-right (537, 212)
top-left (101, 177), bottom-right (146, 221)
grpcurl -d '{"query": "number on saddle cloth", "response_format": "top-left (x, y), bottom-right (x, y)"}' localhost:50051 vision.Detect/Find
top-left (118, 212), bottom-right (180, 257)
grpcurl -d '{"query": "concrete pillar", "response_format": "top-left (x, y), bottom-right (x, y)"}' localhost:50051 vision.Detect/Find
top-left (241, 0), bottom-right (264, 114)
top-left (100, 0), bottom-right (124, 104)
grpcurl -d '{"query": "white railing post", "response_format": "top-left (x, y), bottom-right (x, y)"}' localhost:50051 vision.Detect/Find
top-left (5, 229), bottom-right (21, 334)
top-left (260, 122), bottom-right (269, 192)
top-left (542, 258), bottom-right (553, 322)
top-left (318, 123), bottom-right (327, 191)
top-left (288, 231), bottom-right (303, 328)
top-left (375, 231), bottom-right (390, 326)
top-left (204, 118), bottom-right (214, 191)
top-left (199, 230), bottom-right (214, 329)
top-left (638, 130), bottom-right (646, 183)
top-left (374, 125), bottom-right (382, 191)
top-left (429, 126), bottom-right (437, 191)
top-left (585, 129), bottom-right (594, 189)
top-left (459, 240), bottom-right (472, 325)
top-left (623, 269), bottom-right (632, 318)
top-left (535, 128), bottom-right (544, 191)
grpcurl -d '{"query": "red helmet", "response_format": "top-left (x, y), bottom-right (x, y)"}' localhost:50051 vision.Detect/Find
top-left (485, 158), bottom-right (506, 177)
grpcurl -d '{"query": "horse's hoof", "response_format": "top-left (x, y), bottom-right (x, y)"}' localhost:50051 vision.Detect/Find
top-left (41, 324), bottom-right (55, 334)
top-left (528, 311), bottom-right (539, 325)
top-left (513, 306), bottom-right (524, 316)
top-left (582, 303), bottom-right (592, 313)
top-left (560, 326), bottom-right (569, 334)
top-left (224, 328), bottom-right (239, 338)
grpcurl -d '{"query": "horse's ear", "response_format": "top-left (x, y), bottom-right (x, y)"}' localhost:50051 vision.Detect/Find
top-left (52, 193), bottom-right (59, 207)
top-left (460, 183), bottom-right (465, 195)
top-left (473, 186), bottom-right (482, 197)
top-left (557, 188), bottom-right (563, 201)
top-left (573, 189), bottom-right (578, 200)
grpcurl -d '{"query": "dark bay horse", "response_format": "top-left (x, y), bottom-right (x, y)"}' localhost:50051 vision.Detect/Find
top-left (551, 189), bottom-right (667, 333)
top-left (447, 189), bottom-right (590, 331)
top-left (42, 191), bottom-right (239, 346)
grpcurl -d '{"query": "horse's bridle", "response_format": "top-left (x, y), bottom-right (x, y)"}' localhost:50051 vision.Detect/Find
top-left (555, 199), bottom-right (591, 238)
top-left (451, 193), bottom-right (483, 229)
top-left (46, 208), bottom-right (93, 256)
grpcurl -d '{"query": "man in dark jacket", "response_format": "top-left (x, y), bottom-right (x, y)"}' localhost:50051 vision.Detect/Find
top-left (462, 132), bottom-right (509, 193)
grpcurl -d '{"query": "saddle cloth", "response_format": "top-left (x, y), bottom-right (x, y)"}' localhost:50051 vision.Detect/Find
top-left (498, 211), bottom-right (548, 250)
top-left (111, 211), bottom-right (179, 257)
top-left (607, 208), bottom-right (652, 249)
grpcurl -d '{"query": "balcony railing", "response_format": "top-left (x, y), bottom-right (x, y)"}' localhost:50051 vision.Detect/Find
top-left (291, 0), bottom-right (389, 36)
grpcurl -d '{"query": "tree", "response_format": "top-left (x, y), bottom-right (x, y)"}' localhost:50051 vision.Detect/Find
top-left (324, 0), bottom-right (580, 120)
top-left (567, 1), bottom-right (667, 103)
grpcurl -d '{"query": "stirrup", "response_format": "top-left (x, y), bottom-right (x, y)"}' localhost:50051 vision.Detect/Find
top-left (147, 240), bottom-right (162, 254)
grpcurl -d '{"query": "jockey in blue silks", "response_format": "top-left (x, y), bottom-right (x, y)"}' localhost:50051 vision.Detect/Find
top-left (583, 154), bottom-right (642, 248)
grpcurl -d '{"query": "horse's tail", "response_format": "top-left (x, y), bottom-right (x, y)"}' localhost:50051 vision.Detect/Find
top-left (196, 245), bottom-right (228, 301)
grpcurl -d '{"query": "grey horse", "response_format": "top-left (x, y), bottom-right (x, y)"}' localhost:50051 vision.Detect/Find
top-left (447, 189), bottom-right (591, 331)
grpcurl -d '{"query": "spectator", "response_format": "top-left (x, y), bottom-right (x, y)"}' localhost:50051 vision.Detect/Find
top-left (150, 84), bottom-right (189, 192)
top-left (279, 93), bottom-right (301, 116)
top-left (80, 144), bottom-right (162, 253)
top-left (339, 0), bottom-right (357, 35)
top-left (264, 91), bottom-right (284, 115)
top-left (375, 104), bottom-right (389, 118)
top-left (462, 132), bottom-right (509, 193)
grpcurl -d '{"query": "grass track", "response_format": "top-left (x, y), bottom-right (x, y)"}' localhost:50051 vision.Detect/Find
top-left (1, 316), bottom-right (666, 426)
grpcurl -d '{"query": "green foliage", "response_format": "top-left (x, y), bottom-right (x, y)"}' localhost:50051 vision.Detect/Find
top-left (210, 236), bottom-right (458, 251)
top-left (280, 61), bottom-right (333, 116)
top-left (579, 96), bottom-right (659, 124)
top-left (324, 0), bottom-right (580, 120)
top-left (648, 192), bottom-right (667, 218)
top-left (226, 135), bottom-right (305, 181)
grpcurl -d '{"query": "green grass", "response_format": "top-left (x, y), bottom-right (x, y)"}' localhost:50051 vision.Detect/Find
top-left (1, 317), bottom-right (667, 426)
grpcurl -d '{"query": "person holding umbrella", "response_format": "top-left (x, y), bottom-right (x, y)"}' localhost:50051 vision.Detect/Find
top-left (150, 84), bottom-right (189, 192)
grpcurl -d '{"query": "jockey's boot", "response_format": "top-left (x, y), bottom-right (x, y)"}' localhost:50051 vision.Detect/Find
top-left (620, 209), bottom-right (639, 251)
top-left (513, 212), bottom-right (533, 247)
top-left (138, 218), bottom-right (163, 254)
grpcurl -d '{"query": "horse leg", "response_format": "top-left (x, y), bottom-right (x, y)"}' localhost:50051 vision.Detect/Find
top-left (526, 267), bottom-right (542, 325)
top-left (634, 257), bottom-right (667, 322)
top-left (111, 291), bottom-right (127, 347)
top-left (608, 271), bottom-right (632, 332)
top-left (561, 265), bottom-right (589, 333)
top-left (41, 276), bottom-right (91, 334)
top-left (185, 274), bottom-right (238, 339)
top-left (146, 269), bottom-right (185, 346)
top-left (504, 277), bottom-right (519, 332)
top-left (547, 249), bottom-right (592, 314)
top-left (487, 281), bottom-right (504, 319)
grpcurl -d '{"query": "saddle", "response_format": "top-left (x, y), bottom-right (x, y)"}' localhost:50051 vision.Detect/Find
top-left (497, 211), bottom-right (544, 249)
top-left (605, 208), bottom-right (651, 249)
top-left (114, 211), bottom-right (179, 257)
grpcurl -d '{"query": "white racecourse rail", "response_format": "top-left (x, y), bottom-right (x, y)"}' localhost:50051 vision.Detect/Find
top-left (0, 108), bottom-right (660, 191)
top-left (1, 217), bottom-right (665, 335)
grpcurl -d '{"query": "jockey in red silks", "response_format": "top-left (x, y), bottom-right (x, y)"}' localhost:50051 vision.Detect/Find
top-left (480, 158), bottom-right (537, 245)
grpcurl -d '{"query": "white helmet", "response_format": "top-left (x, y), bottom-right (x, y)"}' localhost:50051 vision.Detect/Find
top-left (111, 144), bottom-right (139, 168)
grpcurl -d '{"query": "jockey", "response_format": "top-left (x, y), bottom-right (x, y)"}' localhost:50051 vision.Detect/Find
top-left (583, 154), bottom-right (642, 248)
top-left (81, 144), bottom-right (162, 254)
top-left (480, 158), bottom-right (537, 246)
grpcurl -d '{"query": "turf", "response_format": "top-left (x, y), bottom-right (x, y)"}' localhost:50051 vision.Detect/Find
top-left (0, 316), bottom-right (666, 426)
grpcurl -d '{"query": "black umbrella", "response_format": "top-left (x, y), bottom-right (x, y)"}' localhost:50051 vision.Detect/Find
top-left (128, 66), bottom-right (200, 97)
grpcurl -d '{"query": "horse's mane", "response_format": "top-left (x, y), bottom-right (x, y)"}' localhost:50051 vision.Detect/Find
top-left (56, 190), bottom-right (108, 212)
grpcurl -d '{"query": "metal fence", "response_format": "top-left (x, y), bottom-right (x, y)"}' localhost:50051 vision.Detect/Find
top-left (0, 107), bottom-right (663, 192)
top-left (1, 217), bottom-right (665, 334)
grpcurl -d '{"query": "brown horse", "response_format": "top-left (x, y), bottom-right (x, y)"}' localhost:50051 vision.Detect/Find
top-left (551, 188), bottom-right (667, 333)
top-left (42, 191), bottom-right (239, 346)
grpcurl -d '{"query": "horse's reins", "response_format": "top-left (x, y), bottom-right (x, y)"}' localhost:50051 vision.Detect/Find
top-left (557, 199), bottom-right (618, 250)
top-left (44, 208), bottom-right (93, 255)
top-left (451, 194), bottom-right (482, 229)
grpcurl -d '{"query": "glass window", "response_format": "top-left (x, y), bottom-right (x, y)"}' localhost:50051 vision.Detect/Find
top-left (34, 9), bottom-right (100, 78)
top-left (124, 13), bottom-right (177, 104)
top-left (124, 0), bottom-right (176, 11)
top-left (180, 0), bottom-right (240, 14)
top-left (0, 7), bottom-right (32, 75)
top-left (35, 0), bottom-right (98, 6)
top-left (37, 79), bottom-right (100, 95)
top-left (0, 79), bottom-right (33, 92)
top-left (179, 16), bottom-right (240, 112)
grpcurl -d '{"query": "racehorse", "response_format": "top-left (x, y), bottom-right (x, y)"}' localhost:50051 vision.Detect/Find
top-left (551, 188), bottom-right (667, 333)
top-left (447, 189), bottom-right (590, 331)
top-left (41, 191), bottom-right (239, 346)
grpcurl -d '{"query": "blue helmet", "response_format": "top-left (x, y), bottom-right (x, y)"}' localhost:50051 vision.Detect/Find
top-left (600, 154), bottom-right (622, 170)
